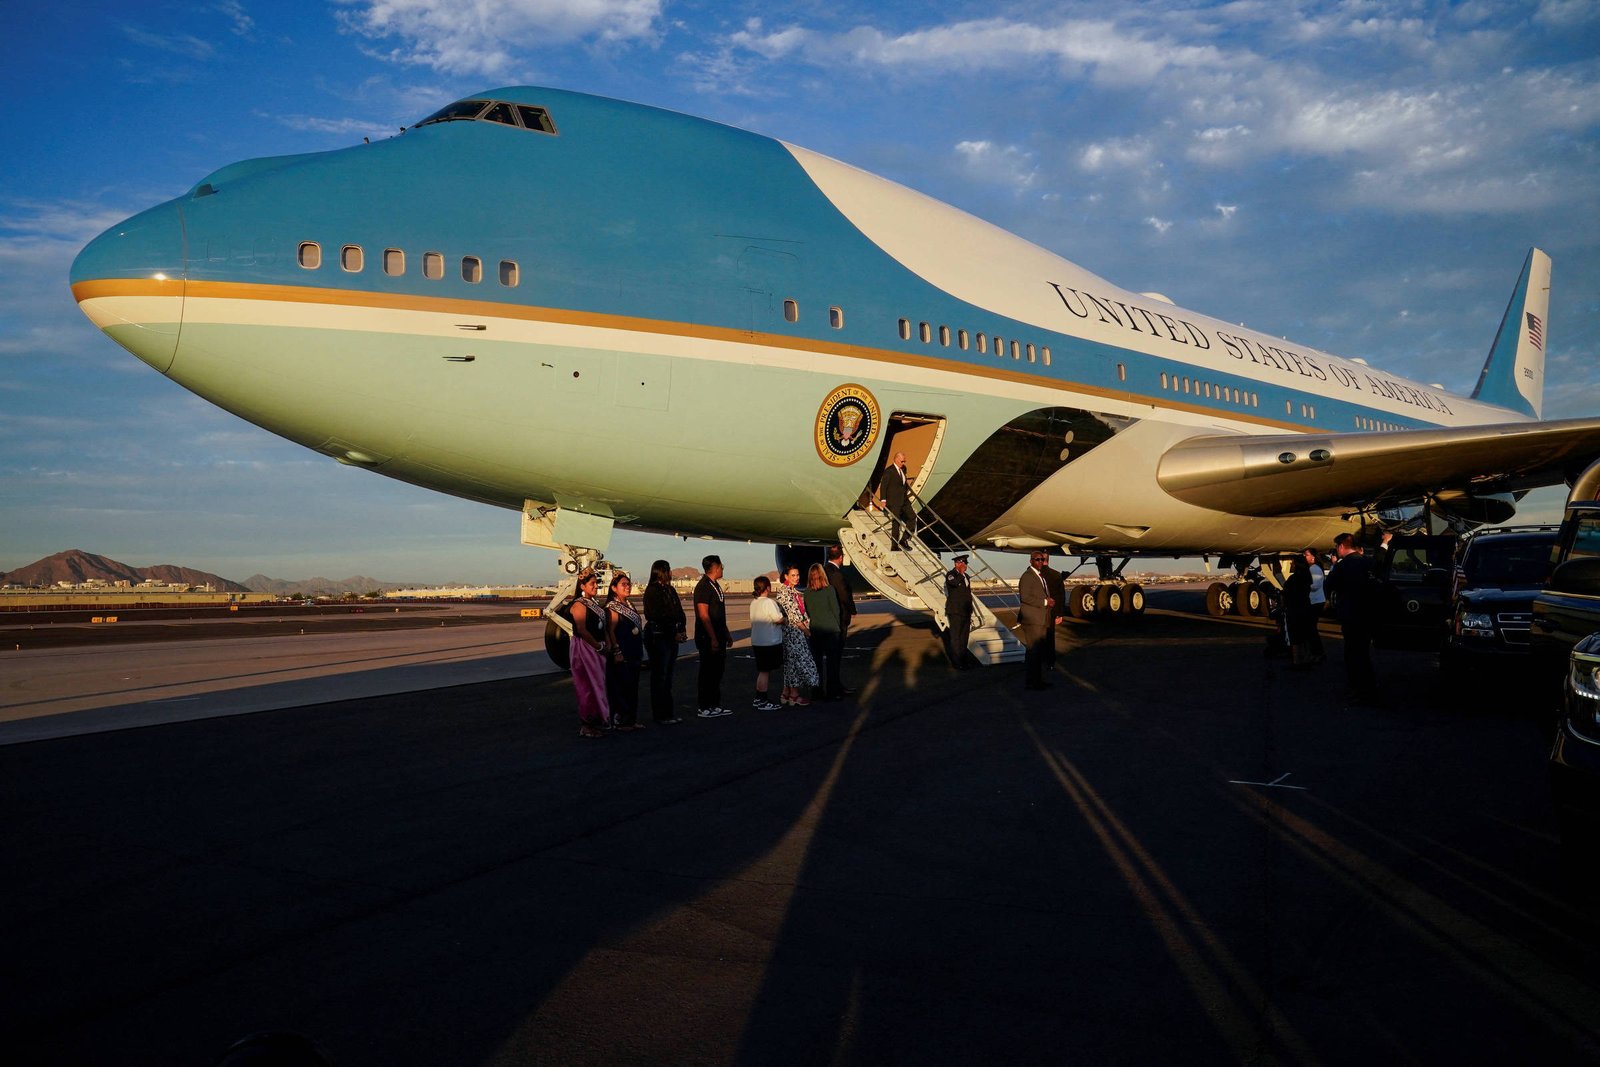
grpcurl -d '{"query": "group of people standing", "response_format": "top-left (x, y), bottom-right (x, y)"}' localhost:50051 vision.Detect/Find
top-left (1279, 531), bottom-right (1392, 702)
top-left (750, 549), bottom-right (854, 708)
top-left (566, 521), bottom-right (1397, 735)
top-left (565, 549), bottom-right (856, 738)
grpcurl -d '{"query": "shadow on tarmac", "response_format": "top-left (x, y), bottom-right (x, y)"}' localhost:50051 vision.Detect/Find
top-left (5, 591), bottom-right (1600, 1065)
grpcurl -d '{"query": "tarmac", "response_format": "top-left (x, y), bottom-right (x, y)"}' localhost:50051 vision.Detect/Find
top-left (5, 589), bottom-right (1600, 1065)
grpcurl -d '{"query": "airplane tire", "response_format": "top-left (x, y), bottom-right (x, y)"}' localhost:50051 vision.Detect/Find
top-left (1121, 583), bottom-right (1146, 616)
top-left (1205, 582), bottom-right (1232, 617)
top-left (1234, 582), bottom-right (1264, 616)
top-left (545, 616), bottom-right (572, 671)
top-left (1068, 585), bottom-right (1096, 618)
top-left (1096, 584), bottom-right (1122, 616)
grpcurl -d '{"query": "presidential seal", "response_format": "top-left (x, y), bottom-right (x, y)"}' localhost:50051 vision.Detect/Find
top-left (814, 384), bottom-right (881, 467)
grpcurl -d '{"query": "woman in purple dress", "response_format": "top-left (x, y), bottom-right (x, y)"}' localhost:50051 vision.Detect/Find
top-left (568, 570), bottom-right (612, 738)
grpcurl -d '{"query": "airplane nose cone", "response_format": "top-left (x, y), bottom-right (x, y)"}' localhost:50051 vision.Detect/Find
top-left (70, 198), bottom-right (186, 374)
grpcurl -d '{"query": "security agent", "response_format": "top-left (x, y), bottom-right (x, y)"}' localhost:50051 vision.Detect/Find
top-left (1019, 552), bottom-right (1061, 690)
top-left (1322, 532), bottom-right (1385, 702)
top-left (944, 554), bottom-right (974, 668)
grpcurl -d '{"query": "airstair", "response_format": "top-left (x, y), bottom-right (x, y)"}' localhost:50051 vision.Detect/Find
top-left (839, 502), bottom-right (1026, 666)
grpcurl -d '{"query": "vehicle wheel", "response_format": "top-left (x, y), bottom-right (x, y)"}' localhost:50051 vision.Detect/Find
top-left (1068, 585), bottom-right (1096, 618)
top-left (1205, 582), bottom-right (1233, 617)
top-left (1096, 584), bottom-right (1122, 615)
top-left (1121, 583), bottom-right (1146, 616)
top-left (545, 616), bottom-right (572, 671)
top-left (1234, 582), bottom-right (1264, 616)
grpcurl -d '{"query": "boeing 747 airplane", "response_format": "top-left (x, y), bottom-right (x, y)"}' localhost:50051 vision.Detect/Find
top-left (70, 88), bottom-right (1600, 658)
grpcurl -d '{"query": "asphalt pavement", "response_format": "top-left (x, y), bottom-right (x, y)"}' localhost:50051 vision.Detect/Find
top-left (5, 589), bottom-right (1599, 1065)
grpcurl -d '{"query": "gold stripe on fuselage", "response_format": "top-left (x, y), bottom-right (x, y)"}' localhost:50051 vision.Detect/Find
top-left (71, 277), bottom-right (1311, 433)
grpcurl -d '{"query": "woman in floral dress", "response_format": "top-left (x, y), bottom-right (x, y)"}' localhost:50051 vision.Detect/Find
top-left (772, 565), bottom-right (818, 706)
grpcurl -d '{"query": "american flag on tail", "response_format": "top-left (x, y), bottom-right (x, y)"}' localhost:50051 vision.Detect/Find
top-left (1526, 312), bottom-right (1544, 350)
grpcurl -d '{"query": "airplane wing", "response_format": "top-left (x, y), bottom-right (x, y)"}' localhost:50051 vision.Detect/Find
top-left (1156, 416), bottom-right (1600, 517)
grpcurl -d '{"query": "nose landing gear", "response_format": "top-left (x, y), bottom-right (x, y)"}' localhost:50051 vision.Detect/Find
top-left (543, 544), bottom-right (613, 672)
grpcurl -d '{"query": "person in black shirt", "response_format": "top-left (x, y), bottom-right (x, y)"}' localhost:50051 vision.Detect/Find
top-left (824, 545), bottom-right (856, 696)
top-left (694, 555), bottom-right (733, 718)
top-left (642, 559), bottom-right (686, 724)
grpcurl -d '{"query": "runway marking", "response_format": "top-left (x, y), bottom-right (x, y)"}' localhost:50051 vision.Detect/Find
top-left (1228, 772), bottom-right (1308, 791)
top-left (1023, 723), bottom-right (1320, 1065)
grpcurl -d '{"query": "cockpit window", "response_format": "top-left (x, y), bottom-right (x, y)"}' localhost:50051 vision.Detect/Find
top-left (481, 102), bottom-right (516, 127)
top-left (414, 99), bottom-right (557, 135)
top-left (415, 99), bottom-right (491, 125)
top-left (515, 105), bottom-right (556, 133)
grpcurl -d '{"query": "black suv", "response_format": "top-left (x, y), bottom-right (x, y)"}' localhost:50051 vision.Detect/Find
top-left (1439, 525), bottom-right (1560, 678)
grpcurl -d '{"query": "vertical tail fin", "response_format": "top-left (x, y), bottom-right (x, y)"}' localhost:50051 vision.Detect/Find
top-left (1471, 247), bottom-right (1550, 418)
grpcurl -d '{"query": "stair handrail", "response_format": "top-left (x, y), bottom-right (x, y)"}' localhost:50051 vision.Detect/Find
top-left (873, 487), bottom-right (1023, 616)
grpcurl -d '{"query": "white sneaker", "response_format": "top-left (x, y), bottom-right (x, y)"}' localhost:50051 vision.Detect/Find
top-left (697, 708), bottom-right (719, 718)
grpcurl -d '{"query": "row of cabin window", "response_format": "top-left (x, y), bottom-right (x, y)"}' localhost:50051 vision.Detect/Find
top-left (897, 318), bottom-right (1052, 365)
top-left (1355, 415), bottom-right (1402, 431)
top-left (1160, 371), bottom-right (1259, 408)
top-left (780, 300), bottom-right (846, 329)
top-left (1292, 401), bottom-right (1318, 419)
top-left (297, 242), bottom-right (519, 287)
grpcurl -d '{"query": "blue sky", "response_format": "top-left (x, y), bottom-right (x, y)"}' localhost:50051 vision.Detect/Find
top-left (3, 0), bottom-right (1598, 584)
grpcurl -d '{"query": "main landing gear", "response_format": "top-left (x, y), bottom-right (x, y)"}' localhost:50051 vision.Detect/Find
top-left (1203, 557), bottom-right (1276, 618)
top-left (1062, 556), bottom-right (1146, 621)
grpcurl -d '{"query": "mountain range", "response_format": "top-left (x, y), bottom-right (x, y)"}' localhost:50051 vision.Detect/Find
top-left (1, 550), bottom-right (405, 597)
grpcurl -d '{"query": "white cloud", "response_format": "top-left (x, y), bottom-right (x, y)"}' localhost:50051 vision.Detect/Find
top-left (1534, 0), bottom-right (1600, 28)
top-left (334, 0), bottom-right (665, 77)
top-left (705, 10), bottom-right (1600, 219)
top-left (266, 113), bottom-right (398, 140)
top-left (215, 1), bottom-right (254, 36)
top-left (1079, 136), bottom-right (1155, 172)
top-left (0, 200), bottom-right (144, 360)
top-left (725, 19), bottom-right (813, 61)
top-left (1144, 216), bottom-right (1172, 234)
top-left (752, 17), bottom-right (1228, 88)
top-left (121, 25), bottom-right (217, 60)
top-left (1186, 124), bottom-right (1253, 164)
top-left (955, 140), bottom-right (1038, 191)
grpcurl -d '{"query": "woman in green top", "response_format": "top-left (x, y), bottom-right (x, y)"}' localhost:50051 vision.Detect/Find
top-left (803, 563), bottom-right (844, 702)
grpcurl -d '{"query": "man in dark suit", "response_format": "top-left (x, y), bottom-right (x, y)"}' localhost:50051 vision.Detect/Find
top-left (824, 545), bottom-right (856, 697)
top-left (944, 554), bottom-right (974, 667)
top-left (879, 451), bottom-right (916, 549)
top-left (1019, 552), bottom-right (1058, 690)
top-left (1041, 559), bottom-right (1066, 673)
top-left (1321, 533), bottom-right (1383, 702)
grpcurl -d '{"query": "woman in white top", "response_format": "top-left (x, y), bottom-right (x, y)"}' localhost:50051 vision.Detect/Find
top-left (748, 575), bottom-right (785, 710)
top-left (1304, 547), bottom-right (1327, 663)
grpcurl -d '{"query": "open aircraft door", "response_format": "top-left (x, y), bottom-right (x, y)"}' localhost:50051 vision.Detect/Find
top-left (862, 413), bottom-right (946, 506)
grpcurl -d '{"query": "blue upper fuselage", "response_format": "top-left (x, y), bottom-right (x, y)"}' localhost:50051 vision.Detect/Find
top-left (73, 86), bottom-right (1470, 435)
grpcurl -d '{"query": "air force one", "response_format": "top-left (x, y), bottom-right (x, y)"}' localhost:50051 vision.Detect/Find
top-left (71, 87), bottom-right (1600, 653)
